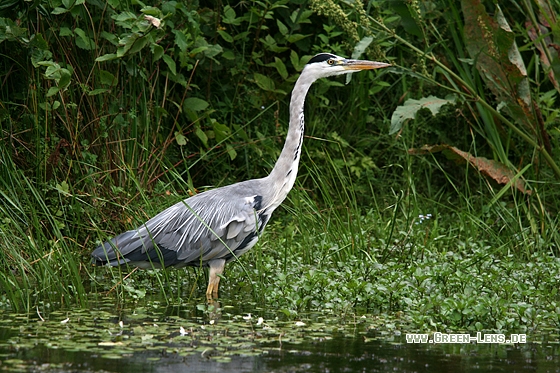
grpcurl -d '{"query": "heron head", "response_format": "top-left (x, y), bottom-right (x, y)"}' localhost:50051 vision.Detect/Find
top-left (304, 53), bottom-right (390, 79)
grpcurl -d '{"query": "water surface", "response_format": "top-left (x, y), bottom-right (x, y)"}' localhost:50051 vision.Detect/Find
top-left (1, 298), bottom-right (558, 372)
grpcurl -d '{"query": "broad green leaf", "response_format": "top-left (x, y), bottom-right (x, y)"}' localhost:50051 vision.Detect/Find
top-left (203, 44), bottom-right (222, 58)
top-left (173, 30), bottom-right (188, 52)
top-left (222, 6), bottom-right (241, 25)
top-left (184, 97), bottom-right (208, 112)
top-left (58, 69), bottom-right (71, 89)
top-left (127, 35), bottom-right (149, 55)
top-left (99, 70), bottom-right (116, 86)
top-left (88, 88), bottom-right (110, 96)
top-left (47, 86), bottom-right (59, 97)
top-left (390, 95), bottom-right (456, 135)
top-left (52, 7), bottom-right (68, 14)
top-left (290, 50), bottom-right (303, 71)
top-left (277, 19), bottom-right (288, 36)
top-left (217, 30), bottom-right (233, 43)
top-left (254, 73), bottom-right (275, 91)
top-left (190, 46), bottom-right (208, 55)
top-left (222, 50), bottom-right (235, 60)
top-left (175, 131), bottom-right (187, 146)
top-left (74, 28), bottom-right (94, 50)
top-left (195, 127), bottom-right (208, 147)
top-left (151, 44), bottom-right (164, 61)
top-left (100, 31), bottom-right (118, 45)
top-left (59, 27), bottom-right (73, 37)
top-left (352, 36), bottom-right (373, 59)
top-left (56, 180), bottom-right (70, 195)
top-left (114, 11), bottom-right (137, 23)
top-left (95, 53), bottom-right (118, 62)
top-left (286, 34), bottom-right (309, 44)
top-left (162, 54), bottom-right (176, 74)
top-left (213, 122), bottom-right (231, 143)
top-left (226, 144), bottom-right (237, 160)
top-left (266, 57), bottom-right (288, 80)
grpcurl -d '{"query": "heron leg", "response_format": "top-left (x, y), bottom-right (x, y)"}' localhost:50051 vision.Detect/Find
top-left (206, 259), bottom-right (226, 300)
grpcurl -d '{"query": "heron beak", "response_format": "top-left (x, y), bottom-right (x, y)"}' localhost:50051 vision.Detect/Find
top-left (342, 59), bottom-right (391, 71)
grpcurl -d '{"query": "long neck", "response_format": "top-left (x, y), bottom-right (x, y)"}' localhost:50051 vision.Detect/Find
top-left (265, 71), bottom-right (316, 210)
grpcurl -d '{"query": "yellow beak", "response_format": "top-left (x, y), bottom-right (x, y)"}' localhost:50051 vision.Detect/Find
top-left (342, 60), bottom-right (391, 70)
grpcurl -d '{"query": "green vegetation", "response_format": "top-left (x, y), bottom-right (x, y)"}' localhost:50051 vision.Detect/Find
top-left (1, 0), bottom-right (560, 334)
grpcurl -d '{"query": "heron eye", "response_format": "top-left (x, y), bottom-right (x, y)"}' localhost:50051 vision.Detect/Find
top-left (327, 59), bottom-right (335, 65)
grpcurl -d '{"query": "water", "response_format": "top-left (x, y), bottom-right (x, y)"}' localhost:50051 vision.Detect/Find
top-left (1, 299), bottom-right (559, 372)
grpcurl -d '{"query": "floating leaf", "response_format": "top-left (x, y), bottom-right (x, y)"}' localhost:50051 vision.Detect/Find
top-left (390, 95), bottom-right (456, 134)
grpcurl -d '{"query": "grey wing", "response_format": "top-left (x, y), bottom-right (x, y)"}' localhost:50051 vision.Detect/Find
top-left (92, 190), bottom-right (267, 267)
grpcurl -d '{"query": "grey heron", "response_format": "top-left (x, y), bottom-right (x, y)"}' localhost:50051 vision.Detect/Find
top-left (92, 53), bottom-right (390, 299)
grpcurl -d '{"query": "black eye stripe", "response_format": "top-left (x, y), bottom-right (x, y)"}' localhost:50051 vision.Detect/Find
top-left (308, 53), bottom-right (338, 64)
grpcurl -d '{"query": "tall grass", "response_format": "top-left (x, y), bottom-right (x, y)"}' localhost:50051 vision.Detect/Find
top-left (0, 145), bottom-right (87, 312)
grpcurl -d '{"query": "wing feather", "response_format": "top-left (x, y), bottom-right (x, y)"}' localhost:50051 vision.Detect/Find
top-left (93, 181), bottom-right (268, 267)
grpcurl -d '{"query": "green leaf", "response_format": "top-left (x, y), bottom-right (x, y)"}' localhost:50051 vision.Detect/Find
top-left (100, 31), bottom-right (118, 45)
top-left (286, 34), bottom-right (309, 44)
top-left (184, 97), bottom-right (209, 112)
top-left (99, 70), bottom-right (116, 86)
top-left (127, 35), bottom-right (149, 55)
top-left (277, 19), bottom-right (288, 36)
top-left (226, 144), bottom-right (237, 160)
top-left (162, 54), bottom-right (176, 74)
top-left (59, 27), bottom-right (73, 37)
top-left (74, 28), bottom-right (94, 50)
top-left (58, 69), bottom-right (71, 89)
top-left (88, 88), bottom-right (110, 96)
top-left (273, 57), bottom-right (288, 80)
top-left (173, 30), bottom-right (188, 52)
top-left (47, 86), bottom-right (60, 97)
top-left (390, 95), bottom-right (456, 135)
top-left (223, 5), bottom-right (241, 25)
top-left (213, 122), bottom-right (231, 143)
top-left (352, 36), bottom-right (373, 59)
top-left (195, 127), bottom-right (208, 147)
top-left (254, 73), bottom-right (275, 91)
top-left (175, 131), bottom-right (187, 146)
top-left (217, 30), bottom-right (233, 43)
top-left (95, 53), bottom-right (118, 62)
top-left (151, 44), bottom-right (164, 61)
top-left (52, 7), bottom-right (69, 14)
top-left (56, 180), bottom-right (70, 195)
top-left (222, 50), bottom-right (235, 60)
